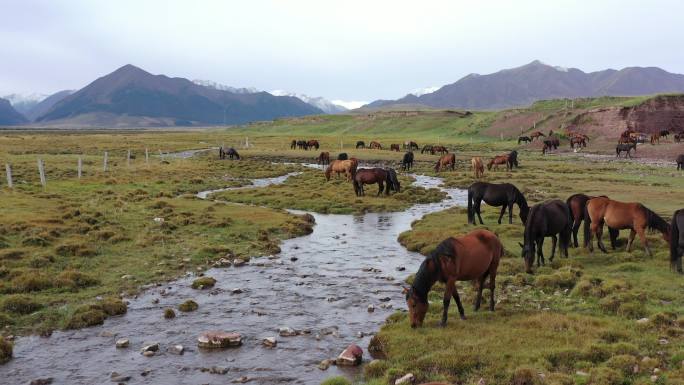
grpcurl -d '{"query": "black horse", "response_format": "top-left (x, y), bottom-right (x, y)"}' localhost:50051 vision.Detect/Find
top-left (421, 145), bottom-right (433, 154)
top-left (518, 136), bottom-right (532, 144)
top-left (508, 150), bottom-right (519, 169)
top-left (296, 140), bottom-right (308, 150)
top-left (290, 140), bottom-right (296, 149)
top-left (467, 182), bottom-right (530, 225)
top-left (671, 209), bottom-right (684, 273)
top-left (337, 152), bottom-right (348, 160)
top-left (616, 143), bottom-right (636, 158)
top-left (401, 151), bottom-right (414, 171)
top-left (519, 200), bottom-right (572, 273)
top-left (223, 147), bottom-right (240, 160)
top-left (676, 154), bottom-right (684, 170)
top-left (386, 168), bottom-right (401, 192)
top-left (356, 141), bottom-right (365, 149)
top-left (219, 147), bottom-right (225, 159)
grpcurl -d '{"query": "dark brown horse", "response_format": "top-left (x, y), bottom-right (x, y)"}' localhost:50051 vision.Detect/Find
top-left (353, 167), bottom-right (399, 196)
top-left (676, 154), bottom-right (684, 170)
top-left (390, 144), bottom-right (400, 152)
top-left (518, 136), bottom-right (532, 144)
top-left (585, 197), bottom-right (671, 256)
top-left (567, 194), bottom-right (611, 248)
top-left (356, 141), bottom-right (365, 149)
top-left (616, 143), bottom-right (636, 158)
top-left (670, 209), bottom-right (684, 273)
top-left (317, 151), bottom-right (330, 166)
top-left (434, 153), bottom-right (455, 172)
top-left (421, 145), bottom-right (433, 154)
top-left (290, 140), bottom-right (297, 149)
top-left (487, 154), bottom-right (510, 171)
top-left (220, 147), bottom-right (240, 160)
top-left (529, 131), bottom-right (546, 141)
top-left (404, 141), bottom-right (419, 151)
top-left (660, 129), bottom-right (670, 139)
top-left (508, 150), bottom-right (519, 169)
top-left (432, 145), bottom-right (449, 155)
top-left (542, 137), bottom-right (560, 154)
top-left (467, 182), bottom-right (529, 225)
top-left (520, 200), bottom-right (572, 273)
top-left (404, 229), bottom-right (502, 327)
top-left (369, 141), bottom-right (382, 150)
top-left (401, 151), bottom-right (414, 171)
top-left (675, 133), bottom-right (683, 143)
top-left (307, 140), bottom-right (320, 150)
top-left (337, 152), bottom-right (348, 160)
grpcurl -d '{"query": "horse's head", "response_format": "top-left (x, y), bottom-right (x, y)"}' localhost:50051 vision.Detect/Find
top-left (486, 160), bottom-right (493, 170)
top-left (519, 242), bottom-right (534, 274)
top-left (403, 286), bottom-right (428, 328)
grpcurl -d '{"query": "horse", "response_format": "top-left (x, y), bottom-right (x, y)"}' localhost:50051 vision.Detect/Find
top-left (618, 136), bottom-right (636, 145)
top-left (390, 144), bottom-right (400, 152)
top-left (290, 140), bottom-right (297, 149)
top-left (337, 152), bottom-right (348, 160)
top-left (670, 209), bottom-right (684, 273)
top-left (650, 133), bottom-right (660, 145)
top-left (325, 160), bottom-right (356, 181)
top-left (677, 154), bottom-right (684, 170)
top-left (317, 151), bottom-right (330, 166)
top-left (356, 141), bottom-right (365, 149)
top-left (675, 133), bottom-right (683, 143)
top-left (570, 137), bottom-right (586, 149)
top-left (508, 150), bottom-right (519, 169)
top-left (223, 147), bottom-right (240, 160)
top-left (403, 229), bottom-right (502, 327)
top-left (386, 168), bottom-right (401, 192)
top-left (584, 197), bottom-right (671, 257)
top-left (219, 147), bottom-right (225, 159)
top-left (518, 136), bottom-right (532, 144)
top-left (297, 140), bottom-right (308, 150)
top-left (434, 153), bottom-right (455, 172)
top-left (542, 137), bottom-right (560, 154)
top-left (616, 143), bottom-right (636, 158)
top-left (530, 131), bottom-right (546, 141)
top-left (432, 145), bottom-right (449, 155)
top-left (401, 151), bottom-right (414, 171)
top-left (404, 141), bottom-right (419, 151)
top-left (487, 155), bottom-right (510, 171)
top-left (519, 200), bottom-right (572, 273)
top-left (471, 157), bottom-right (484, 178)
top-left (307, 140), bottom-right (320, 150)
top-left (566, 193), bottom-right (616, 248)
top-left (660, 129), bottom-right (670, 139)
top-left (369, 141), bottom-right (382, 150)
top-left (467, 182), bottom-right (529, 225)
top-left (353, 168), bottom-right (396, 196)
top-left (421, 145), bottom-right (433, 154)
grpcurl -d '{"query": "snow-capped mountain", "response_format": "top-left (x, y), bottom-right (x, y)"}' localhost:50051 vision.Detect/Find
top-left (269, 90), bottom-right (348, 114)
top-left (192, 80), bottom-right (260, 94)
top-left (2, 93), bottom-right (48, 115)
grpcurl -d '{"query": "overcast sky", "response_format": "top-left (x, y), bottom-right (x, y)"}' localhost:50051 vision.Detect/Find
top-left (2, 0), bottom-right (684, 108)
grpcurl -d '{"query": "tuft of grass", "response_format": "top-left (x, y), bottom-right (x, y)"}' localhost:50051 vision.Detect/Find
top-left (1, 295), bottom-right (42, 314)
top-left (320, 377), bottom-right (351, 385)
top-left (163, 308), bottom-right (176, 319)
top-left (0, 336), bottom-right (12, 364)
top-left (178, 300), bottom-right (198, 312)
top-left (191, 276), bottom-right (216, 289)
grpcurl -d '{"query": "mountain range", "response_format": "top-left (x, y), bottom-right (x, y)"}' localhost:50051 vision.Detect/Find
top-left (364, 60), bottom-right (684, 110)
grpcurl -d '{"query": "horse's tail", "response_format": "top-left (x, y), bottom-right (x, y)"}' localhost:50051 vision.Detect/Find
top-left (352, 178), bottom-right (360, 196)
top-left (671, 210), bottom-right (682, 272)
top-left (467, 187), bottom-right (474, 224)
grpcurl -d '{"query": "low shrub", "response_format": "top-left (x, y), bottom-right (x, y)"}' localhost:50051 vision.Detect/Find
top-left (1, 295), bottom-right (42, 314)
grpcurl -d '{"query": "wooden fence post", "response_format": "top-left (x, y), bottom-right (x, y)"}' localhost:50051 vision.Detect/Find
top-left (127, 149), bottom-right (131, 167)
top-left (5, 163), bottom-right (12, 188)
top-left (145, 148), bottom-right (149, 164)
top-left (103, 151), bottom-right (108, 171)
top-left (78, 157), bottom-right (82, 179)
top-left (37, 158), bottom-right (46, 189)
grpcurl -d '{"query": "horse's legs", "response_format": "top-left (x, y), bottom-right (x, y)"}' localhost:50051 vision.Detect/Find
top-left (497, 205), bottom-right (507, 224)
top-left (475, 199), bottom-right (484, 225)
top-left (451, 286), bottom-right (466, 320)
top-left (508, 202), bottom-right (514, 224)
top-left (440, 279), bottom-right (455, 327)
top-left (572, 219), bottom-right (580, 248)
top-left (626, 229), bottom-right (636, 252)
top-left (377, 181), bottom-right (384, 196)
top-left (596, 222), bottom-right (608, 253)
top-left (636, 228), bottom-right (652, 256)
top-left (536, 238), bottom-right (545, 266)
top-left (550, 235), bottom-right (557, 261)
top-left (474, 272), bottom-right (489, 311)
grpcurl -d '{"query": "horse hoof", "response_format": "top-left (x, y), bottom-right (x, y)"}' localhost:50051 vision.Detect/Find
top-left (439, 321), bottom-right (447, 328)
top-left (460, 315), bottom-right (467, 321)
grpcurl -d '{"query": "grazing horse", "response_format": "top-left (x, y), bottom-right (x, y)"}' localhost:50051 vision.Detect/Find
top-left (356, 141), bottom-right (365, 149)
top-left (529, 131), bottom-right (546, 141)
top-left (670, 209), bottom-right (684, 273)
top-left (432, 145), bottom-right (449, 155)
top-left (401, 151), bottom-right (414, 171)
top-left (650, 133), bottom-right (660, 145)
top-left (518, 136), bottom-right (532, 144)
top-left (219, 147), bottom-right (225, 159)
top-left (618, 136), bottom-right (636, 144)
top-left (434, 153), bottom-right (455, 172)
top-left (471, 157), bottom-right (484, 178)
top-left (369, 141), bottom-right (382, 150)
top-left (570, 137), bottom-right (586, 149)
top-left (404, 229), bottom-right (502, 327)
top-left (542, 137), bottom-right (560, 154)
top-left (566, 193), bottom-right (617, 248)
top-left (467, 182), bottom-right (529, 225)
top-left (421, 145), bottom-right (433, 154)
top-left (317, 151), bottom-right (330, 166)
top-left (508, 150), bottom-right (519, 169)
top-left (386, 168), bottom-right (401, 192)
top-left (675, 133), bottom-right (683, 143)
top-left (677, 154), bottom-right (684, 170)
top-left (585, 197), bottom-right (671, 257)
top-left (520, 200), bottom-right (572, 273)
top-left (337, 152), bottom-right (348, 160)
top-left (660, 129), bottom-right (670, 139)
top-left (487, 155), bottom-right (510, 171)
top-left (297, 140), bottom-right (308, 150)
top-left (222, 147), bottom-right (240, 160)
top-left (404, 141), bottom-right (419, 151)
top-left (616, 143), bottom-right (636, 158)
top-left (390, 144), bottom-right (400, 152)
top-left (307, 140), bottom-right (320, 150)
top-left (290, 140), bottom-right (297, 149)
top-left (353, 168), bottom-right (396, 196)
top-left (325, 160), bottom-right (356, 181)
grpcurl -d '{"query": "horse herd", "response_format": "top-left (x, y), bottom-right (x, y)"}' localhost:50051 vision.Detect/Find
top-left (517, 130), bottom-right (588, 154)
top-left (405, 182), bottom-right (684, 328)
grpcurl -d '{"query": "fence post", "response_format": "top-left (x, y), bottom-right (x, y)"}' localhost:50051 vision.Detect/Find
top-left (103, 151), bottom-right (108, 171)
top-left (159, 149), bottom-right (164, 162)
top-left (37, 158), bottom-right (46, 189)
top-left (78, 157), bottom-right (82, 179)
top-left (5, 163), bottom-right (12, 188)
top-left (145, 148), bottom-right (149, 164)
top-left (127, 149), bottom-right (131, 167)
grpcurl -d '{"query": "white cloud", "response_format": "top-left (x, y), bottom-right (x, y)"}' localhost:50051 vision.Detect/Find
top-left (331, 100), bottom-right (368, 110)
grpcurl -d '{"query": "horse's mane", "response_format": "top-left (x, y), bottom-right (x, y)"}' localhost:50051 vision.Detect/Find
top-left (513, 185), bottom-right (529, 210)
top-left (642, 205), bottom-right (671, 235)
top-left (411, 238), bottom-right (456, 303)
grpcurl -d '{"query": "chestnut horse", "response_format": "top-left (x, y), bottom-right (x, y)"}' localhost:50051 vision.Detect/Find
top-left (471, 157), bottom-right (484, 178)
top-left (324, 159), bottom-right (356, 181)
top-left (317, 151), bottom-right (330, 166)
top-left (650, 133), bottom-right (660, 145)
top-left (369, 141), bottom-right (382, 150)
top-left (670, 209), bottom-right (684, 273)
top-left (434, 153), bottom-right (455, 172)
top-left (566, 193), bottom-right (617, 248)
top-left (353, 167), bottom-right (399, 196)
top-left (487, 155), bottom-right (510, 171)
top-left (432, 145), bottom-right (449, 155)
top-left (529, 131), bottom-right (546, 141)
top-left (585, 197), bottom-right (671, 256)
top-left (307, 140), bottom-right (320, 150)
top-left (520, 200), bottom-right (572, 273)
top-left (404, 229), bottom-right (502, 327)
top-left (390, 144), bottom-right (400, 152)
top-left (570, 137), bottom-right (586, 149)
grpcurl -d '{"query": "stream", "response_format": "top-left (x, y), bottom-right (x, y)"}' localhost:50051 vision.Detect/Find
top-left (3, 172), bottom-right (467, 385)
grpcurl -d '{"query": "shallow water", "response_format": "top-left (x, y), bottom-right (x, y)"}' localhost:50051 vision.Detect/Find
top-left (3, 174), bottom-right (466, 385)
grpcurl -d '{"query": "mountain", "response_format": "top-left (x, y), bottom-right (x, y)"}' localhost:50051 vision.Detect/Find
top-left (192, 79), bottom-right (259, 94)
top-left (36, 65), bottom-right (323, 127)
top-left (23, 90), bottom-right (74, 121)
top-left (0, 97), bottom-right (29, 125)
top-left (269, 90), bottom-right (348, 114)
top-left (2, 93), bottom-right (48, 115)
top-left (365, 61), bottom-right (684, 110)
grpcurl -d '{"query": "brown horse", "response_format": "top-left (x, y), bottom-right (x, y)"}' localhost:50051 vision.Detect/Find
top-left (432, 145), bottom-right (449, 155)
top-left (434, 153), bottom-right (455, 172)
top-left (390, 144), bottom-right (400, 152)
top-left (650, 133), bottom-right (660, 145)
top-left (570, 137), bottom-right (586, 149)
top-left (307, 139), bottom-right (320, 150)
top-left (529, 131), bottom-right (546, 141)
top-left (542, 137), bottom-right (560, 154)
top-left (324, 160), bottom-right (356, 181)
top-left (585, 197), bottom-right (671, 256)
top-left (369, 141), bottom-right (382, 150)
top-left (471, 157), bottom-right (484, 178)
top-left (353, 167), bottom-right (400, 196)
top-left (317, 151), bottom-right (330, 166)
top-left (487, 155), bottom-right (510, 171)
top-left (404, 229), bottom-right (502, 327)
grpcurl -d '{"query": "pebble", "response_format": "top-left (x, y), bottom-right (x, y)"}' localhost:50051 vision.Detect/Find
top-left (233, 258), bottom-right (246, 267)
top-left (29, 379), bottom-right (53, 385)
top-left (232, 376), bottom-right (250, 383)
top-left (143, 351), bottom-right (155, 357)
top-left (121, 275), bottom-right (133, 280)
top-left (636, 318), bottom-right (650, 324)
top-left (151, 298), bottom-right (159, 304)
top-left (318, 359), bottom-right (333, 370)
top-left (367, 304), bottom-right (375, 312)
top-left (110, 372), bottom-right (131, 382)
top-left (231, 288), bottom-right (244, 294)
top-left (115, 338), bottom-right (129, 348)
top-left (395, 373), bottom-right (415, 385)
top-left (651, 375), bottom-right (659, 382)
top-left (263, 337), bottom-right (277, 347)
top-left (290, 257), bottom-right (298, 262)
top-left (169, 344), bottom-right (184, 355)
top-left (197, 331), bottom-right (242, 348)
top-left (395, 266), bottom-right (406, 271)
top-left (336, 343), bottom-right (363, 366)
top-left (658, 338), bottom-right (668, 345)
top-left (279, 327), bottom-right (297, 337)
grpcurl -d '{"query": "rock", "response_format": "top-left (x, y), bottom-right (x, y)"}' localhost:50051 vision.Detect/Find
top-left (115, 338), bottom-right (130, 348)
top-left (262, 337), bottom-right (277, 347)
top-left (231, 288), bottom-right (243, 294)
top-left (658, 338), bottom-right (668, 345)
top-left (169, 344), bottom-right (184, 355)
top-left (140, 343), bottom-right (159, 355)
top-left (651, 375), bottom-right (659, 382)
top-left (395, 373), bottom-right (415, 385)
top-left (336, 343), bottom-right (363, 366)
top-left (121, 275), bottom-right (133, 280)
top-left (367, 304), bottom-right (375, 312)
top-left (210, 366), bottom-right (229, 375)
top-left (233, 258), bottom-right (246, 267)
top-left (142, 351), bottom-right (155, 357)
top-left (99, 331), bottom-right (115, 337)
top-left (318, 359), bottom-right (332, 370)
top-left (636, 318), bottom-right (650, 324)
top-left (197, 331), bottom-right (242, 348)
top-left (110, 372), bottom-right (131, 382)
top-left (164, 308), bottom-right (176, 318)
top-left (279, 327), bottom-right (297, 337)
top-left (232, 376), bottom-right (250, 383)
top-left (214, 258), bottom-right (232, 267)
top-left (379, 297), bottom-right (391, 302)
top-left (151, 298), bottom-right (159, 304)
top-left (396, 266), bottom-right (406, 271)
top-left (290, 257), bottom-right (298, 262)
top-left (576, 371), bottom-right (588, 376)
top-left (29, 379), bottom-right (53, 385)
top-left (140, 369), bottom-right (151, 377)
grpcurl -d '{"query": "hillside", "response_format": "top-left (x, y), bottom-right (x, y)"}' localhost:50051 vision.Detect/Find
top-left (367, 61), bottom-right (684, 110)
top-left (0, 98), bottom-right (28, 126)
top-left (35, 65), bottom-right (323, 127)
